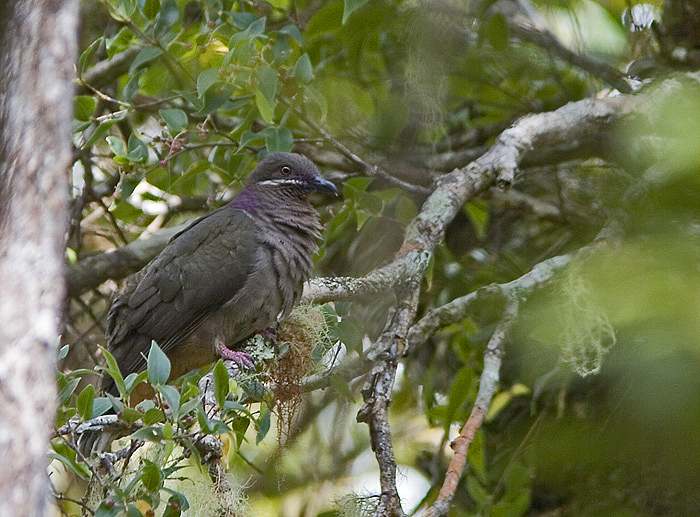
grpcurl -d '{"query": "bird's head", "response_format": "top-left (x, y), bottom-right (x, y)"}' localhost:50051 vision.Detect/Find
top-left (247, 152), bottom-right (338, 196)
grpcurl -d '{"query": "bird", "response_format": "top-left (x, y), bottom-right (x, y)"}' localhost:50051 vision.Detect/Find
top-left (103, 152), bottom-right (337, 397)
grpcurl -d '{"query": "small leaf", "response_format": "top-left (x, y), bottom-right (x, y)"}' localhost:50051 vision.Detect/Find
top-left (255, 90), bottom-right (274, 124)
top-left (78, 37), bottom-right (102, 76)
top-left (343, 0), bottom-right (369, 24)
top-left (57, 377), bottom-right (80, 406)
top-left (158, 108), bottom-right (188, 133)
top-left (123, 68), bottom-right (145, 101)
top-left (482, 13), bottom-right (508, 50)
top-left (330, 374), bottom-right (355, 402)
top-left (278, 24), bottom-right (302, 45)
top-left (256, 407), bottom-right (271, 444)
top-left (464, 200), bottom-right (489, 240)
top-left (466, 475), bottom-right (490, 505)
top-left (157, 384), bottom-right (181, 419)
top-left (140, 459), bottom-right (163, 492)
top-left (130, 426), bottom-right (165, 442)
top-left (50, 439), bottom-right (90, 480)
top-left (94, 499), bottom-right (122, 517)
top-left (247, 16), bottom-right (266, 35)
top-left (92, 397), bottom-right (112, 418)
top-left (127, 133), bottom-right (148, 162)
top-left (265, 126), bottom-right (293, 153)
top-left (213, 360), bottom-right (230, 408)
top-left (293, 53), bottom-right (313, 83)
top-left (231, 12), bottom-right (258, 30)
top-left (58, 345), bottom-right (70, 360)
top-left (197, 68), bottom-right (220, 98)
top-left (147, 341), bottom-right (171, 386)
top-left (257, 65), bottom-right (278, 106)
top-left (106, 136), bottom-right (126, 157)
top-left (75, 96), bottom-right (97, 121)
top-left (76, 384), bottom-right (95, 420)
top-left (337, 318), bottom-right (363, 353)
top-left (128, 46), bottom-right (163, 75)
top-left (105, 27), bottom-right (133, 59)
top-left (143, 407), bottom-right (166, 425)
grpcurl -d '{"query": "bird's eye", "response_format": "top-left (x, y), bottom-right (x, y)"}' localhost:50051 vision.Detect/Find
top-left (281, 166), bottom-right (291, 175)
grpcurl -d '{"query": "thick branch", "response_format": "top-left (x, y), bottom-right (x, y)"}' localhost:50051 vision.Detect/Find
top-left (80, 46), bottom-right (141, 89)
top-left (67, 225), bottom-right (183, 296)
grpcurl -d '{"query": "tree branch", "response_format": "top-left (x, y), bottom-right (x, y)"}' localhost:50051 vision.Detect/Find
top-left (425, 294), bottom-right (519, 517)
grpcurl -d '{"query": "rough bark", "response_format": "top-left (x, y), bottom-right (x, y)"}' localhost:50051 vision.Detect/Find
top-left (0, 0), bottom-right (78, 514)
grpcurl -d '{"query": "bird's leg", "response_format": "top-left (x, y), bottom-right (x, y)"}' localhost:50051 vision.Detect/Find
top-left (261, 326), bottom-right (278, 351)
top-left (216, 343), bottom-right (256, 370)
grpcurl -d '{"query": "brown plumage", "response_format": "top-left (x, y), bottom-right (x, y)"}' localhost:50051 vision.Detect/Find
top-left (103, 152), bottom-right (337, 395)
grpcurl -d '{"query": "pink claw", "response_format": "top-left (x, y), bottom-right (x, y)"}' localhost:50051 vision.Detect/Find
top-left (217, 345), bottom-right (255, 370)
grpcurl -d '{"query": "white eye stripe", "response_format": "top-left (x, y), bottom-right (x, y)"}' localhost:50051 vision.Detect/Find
top-left (257, 178), bottom-right (305, 187)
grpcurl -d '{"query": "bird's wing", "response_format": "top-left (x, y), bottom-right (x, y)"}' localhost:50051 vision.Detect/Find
top-left (106, 206), bottom-right (258, 376)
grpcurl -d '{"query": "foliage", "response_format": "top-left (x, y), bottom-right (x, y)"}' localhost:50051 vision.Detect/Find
top-left (57, 0), bottom-right (700, 515)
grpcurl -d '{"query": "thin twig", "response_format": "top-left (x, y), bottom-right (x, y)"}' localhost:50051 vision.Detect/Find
top-left (424, 294), bottom-right (519, 517)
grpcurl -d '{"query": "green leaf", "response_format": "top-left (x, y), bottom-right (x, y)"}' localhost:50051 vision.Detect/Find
top-left (464, 199), bottom-right (489, 240)
top-left (505, 462), bottom-right (532, 495)
top-left (197, 68), bottom-right (220, 98)
top-left (343, 176), bottom-right (373, 200)
top-left (131, 426), bottom-right (165, 442)
top-left (330, 374), bottom-right (355, 402)
top-left (143, 407), bottom-right (166, 425)
top-left (256, 407), bottom-right (271, 444)
top-left (100, 346), bottom-right (126, 397)
top-left (159, 108), bottom-right (188, 133)
top-left (92, 397), bottom-right (113, 418)
top-left (140, 459), bottom-right (163, 492)
top-left (445, 366), bottom-right (473, 429)
top-left (257, 65), bottom-right (278, 106)
top-left (128, 46), bottom-right (163, 75)
top-left (78, 37), bottom-right (102, 76)
top-left (279, 24), bottom-right (302, 45)
top-left (157, 384), bottom-right (181, 419)
top-left (467, 475), bottom-right (490, 505)
top-left (147, 341), bottom-right (171, 386)
top-left (82, 118), bottom-right (116, 149)
top-left (94, 499), bottom-right (122, 517)
top-left (106, 136), bottom-right (126, 157)
top-left (57, 377), bottom-right (80, 406)
top-left (255, 90), bottom-right (274, 124)
top-left (127, 133), bottom-right (148, 163)
top-left (482, 13), bottom-right (508, 50)
top-left (305, 1), bottom-right (343, 38)
top-left (265, 126), bottom-right (293, 153)
top-left (231, 12), bottom-right (258, 30)
top-left (105, 27), bottom-right (133, 60)
top-left (213, 360), bottom-right (230, 408)
top-left (124, 370), bottom-right (148, 396)
top-left (58, 344), bottom-right (70, 360)
top-left (246, 16), bottom-right (266, 35)
top-left (469, 429), bottom-right (487, 483)
top-left (50, 439), bottom-right (91, 480)
top-left (337, 318), bottom-right (363, 353)
top-left (76, 384), bottom-right (95, 420)
top-left (343, 0), bottom-right (369, 24)
top-left (123, 68), bottom-right (144, 101)
top-left (293, 53), bottom-right (313, 84)
top-left (162, 491), bottom-right (189, 517)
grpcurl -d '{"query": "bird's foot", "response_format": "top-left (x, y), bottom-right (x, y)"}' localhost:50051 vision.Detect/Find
top-left (261, 326), bottom-right (278, 349)
top-left (217, 344), bottom-right (255, 370)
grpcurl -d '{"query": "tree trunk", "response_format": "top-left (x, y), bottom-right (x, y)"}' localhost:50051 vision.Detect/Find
top-left (0, 0), bottom-right (78, 514)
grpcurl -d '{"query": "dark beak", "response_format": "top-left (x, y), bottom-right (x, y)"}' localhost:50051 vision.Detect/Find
top-left (310, 176), bottom-right (339, 196)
